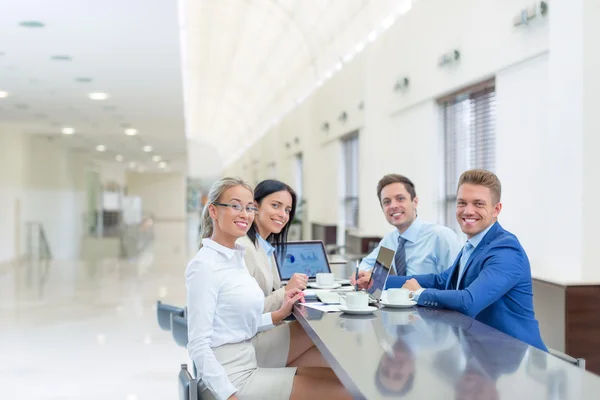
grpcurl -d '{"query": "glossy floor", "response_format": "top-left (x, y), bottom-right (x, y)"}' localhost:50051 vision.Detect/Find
top-left (0, 220), bottom-right (199, 399)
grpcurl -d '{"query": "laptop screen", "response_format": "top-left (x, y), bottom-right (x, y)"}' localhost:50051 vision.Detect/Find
top-left (367, 246), bottom-right (395, 301)
top-left (276, 241), bottom-right (331, 280)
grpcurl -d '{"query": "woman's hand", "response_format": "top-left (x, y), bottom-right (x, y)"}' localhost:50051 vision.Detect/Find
top-left (285, 273), bottom-right (308, 291)
top-left (273, 288), bottom-right (305, 323)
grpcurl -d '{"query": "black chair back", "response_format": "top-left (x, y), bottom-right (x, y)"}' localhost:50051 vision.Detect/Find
top-left (157, 300), bottom-right (184, 331)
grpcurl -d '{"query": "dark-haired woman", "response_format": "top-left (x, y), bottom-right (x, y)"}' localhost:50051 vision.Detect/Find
top-left (237, 180), bottom-right (327, 370)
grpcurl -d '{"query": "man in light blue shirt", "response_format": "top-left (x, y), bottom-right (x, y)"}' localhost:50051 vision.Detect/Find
top-left (352, 174), bottom-right (461, 283)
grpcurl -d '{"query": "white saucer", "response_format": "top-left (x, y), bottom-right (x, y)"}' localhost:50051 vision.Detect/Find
top-left (308, 282), bottom-right (342, 289)
top-left (380, 300), bottom-right (417, 309)
top-left (338, 305), bottom-right (378, 315)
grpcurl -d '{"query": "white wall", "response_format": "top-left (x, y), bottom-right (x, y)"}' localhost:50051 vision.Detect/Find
top-left (0, 130), bottom-right (86, 263)
top-left (495, 53), bottom-right (550, 275)
top-left (226, 0), bottom-right (551, 245)
top-left (125, 172), bottom-right (186, 221)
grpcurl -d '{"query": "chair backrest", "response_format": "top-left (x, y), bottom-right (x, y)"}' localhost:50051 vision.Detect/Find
top-left (172, 314), bottom-right (189, 347)
top-left (157, 300), bottom-right (185, 331)
top-left (549, 348), bottom-right (586, 369)
top-left (179, 364), bottom-right (199, 400)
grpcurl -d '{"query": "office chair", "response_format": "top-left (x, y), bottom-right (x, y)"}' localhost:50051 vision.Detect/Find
top-left (157, 300), bottom-right (185, 331)
top-left (549, 348), bottom-right (586, 369)
top-left (172, 314), bottom-right (189, 347)
top-left (179, 364), bottom-right (198, 400)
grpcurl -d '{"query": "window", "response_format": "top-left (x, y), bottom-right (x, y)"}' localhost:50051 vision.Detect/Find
top-left (441, 80), bottom-right (496, 234)
top-left (341, 132), bottom-right (359, 229)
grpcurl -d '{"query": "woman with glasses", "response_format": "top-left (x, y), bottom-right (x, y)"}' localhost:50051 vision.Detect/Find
top-left (187, 177), bottom-right (351, 400)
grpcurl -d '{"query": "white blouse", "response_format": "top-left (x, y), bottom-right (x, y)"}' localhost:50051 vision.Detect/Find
top-left (186, 238), bottom-right (275, 400)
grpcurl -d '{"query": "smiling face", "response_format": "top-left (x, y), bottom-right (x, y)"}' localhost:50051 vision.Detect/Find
top-left (455, 183), bottom-right (502, 239)
top-left (380, 183), bottom-right (418, 233)
top-left (255, 190), bottom-right (293, 239)
top-left (209, 185), bottom-right (255, 247)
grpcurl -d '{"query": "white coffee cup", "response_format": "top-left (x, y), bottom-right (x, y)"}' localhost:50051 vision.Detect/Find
top-left (344, 292), bottom-right (369, 310)
top-left (387, 288), bottom-right (415, 304)
top-left (316, 273), bottom-right (335, 287)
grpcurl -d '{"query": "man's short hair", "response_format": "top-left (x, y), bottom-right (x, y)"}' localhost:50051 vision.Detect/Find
top-left (457, 169), bottom-right (501, 204)
top-left (376, 174), bottom-right (417, 203)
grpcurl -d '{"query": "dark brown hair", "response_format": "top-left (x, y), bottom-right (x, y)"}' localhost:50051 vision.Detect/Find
top-left (376, 174), bottom-right (417, 203)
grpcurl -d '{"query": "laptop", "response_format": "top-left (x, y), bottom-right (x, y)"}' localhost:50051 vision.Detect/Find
top-left (316, 246), bottom-right (395, 305)
top-left (275, 240), bottom-right (338, 282)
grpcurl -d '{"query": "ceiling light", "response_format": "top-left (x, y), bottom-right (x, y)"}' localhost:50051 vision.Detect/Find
top-left (367, 30), bottom-right (378, 42)
top-left (88, 92), bottom-right (109, 100)
top-left (129, 162), bottom-right (136, 168)
top-left (75, 77), bottom-right (93, 83)
top-left (61, 127), bottom-right (75, 135)
top-left (19, 21), bottom-right (45, 28)
top-left (96, 144), bottom-right (106, 152)
top-left (124, 128), bottom-right (138, 136)
top-left (355, 42), bottom-right (365, 53)
top-left (0, 91), bottom-right (9, 98)
top-left (50, 55), bottom-right (72, 61)
top-left (143, 145), bottom-right (153, 152)
top-left (116, 155), bottom-right (124, 162)
top-left (152, 155), bottom-right (161, 162)
top-left (158, 161), bottom-right (167, 169)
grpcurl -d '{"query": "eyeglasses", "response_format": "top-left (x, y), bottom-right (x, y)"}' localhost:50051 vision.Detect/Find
top-left (213, 202), bottom-right (259, 215)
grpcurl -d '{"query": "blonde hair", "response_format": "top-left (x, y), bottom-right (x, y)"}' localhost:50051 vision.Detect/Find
top-left (200, 177), bottom-right (253, 240)
top-left (457, 169), bottom-right (501, 204)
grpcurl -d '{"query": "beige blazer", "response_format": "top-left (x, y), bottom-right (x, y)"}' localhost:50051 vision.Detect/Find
top-left (236, 235), bottom-right (285, 312)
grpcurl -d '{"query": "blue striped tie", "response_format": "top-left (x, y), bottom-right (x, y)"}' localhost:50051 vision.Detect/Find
top-left (395, 236), bottom-right (407, 276)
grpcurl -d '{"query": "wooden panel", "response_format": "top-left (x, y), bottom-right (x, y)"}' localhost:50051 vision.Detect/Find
top-left (565, 286), bottom-right (600, 375)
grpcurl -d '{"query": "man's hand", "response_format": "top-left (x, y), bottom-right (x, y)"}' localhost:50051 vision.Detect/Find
top-left (286, 273), bottom-right (308, 291)
top-left (350, 270), bottom-right (373, 290)
top-left (273, 288), bottom-right (305, 323)
top-left (402, 278), bottom-right (422, 292)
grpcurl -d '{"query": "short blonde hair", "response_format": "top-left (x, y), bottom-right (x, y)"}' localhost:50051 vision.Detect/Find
top-left (457, 169), bottom-right (501, 204)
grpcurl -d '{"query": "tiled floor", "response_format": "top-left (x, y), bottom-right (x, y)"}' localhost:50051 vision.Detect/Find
top-left (0, 220), bottom-right (199, 399)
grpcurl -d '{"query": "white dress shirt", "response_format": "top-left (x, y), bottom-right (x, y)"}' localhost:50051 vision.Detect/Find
top-left (186, 238), bottom-right (275, 400)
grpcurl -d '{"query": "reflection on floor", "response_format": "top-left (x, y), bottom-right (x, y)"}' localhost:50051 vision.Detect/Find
top-left (0, 220), bottom-right (199, 399)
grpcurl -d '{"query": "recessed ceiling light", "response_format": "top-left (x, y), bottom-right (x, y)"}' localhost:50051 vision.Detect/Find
top-left (61, 127), bottom-right (75, 135)
top-left (143, 145), bottom-right (153, 152)
top-left (129, 161), bottom-right (137, 168)
top-left (50, 55), bottom-right (72, 61)
top-left (88, 92), bottom-right (109, 100)
top-left (75, 77), bottom-right (93, 83)
top-left (19, 21), bottom-right (45, 28)
top-left (0, 91), bottom-right (10, 98)
top-left (152, 155), bottom-right (161, 162)
top-left (96, 144), bottom-right (106, 152)
top-left (124, 128), bottom-right (138, 136)
top-left (158, 161), bottom-right (167, 169)
top-left (116, 155), bottom-right (124, 162)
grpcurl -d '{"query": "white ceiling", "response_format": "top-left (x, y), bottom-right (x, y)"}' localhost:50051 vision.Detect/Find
top-left (0, 0), bottom-right (186, 172)
top-left (180, 0), bottom-right (416, 173)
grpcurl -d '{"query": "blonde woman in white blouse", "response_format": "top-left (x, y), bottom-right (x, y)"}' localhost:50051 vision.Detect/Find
top-left (187, 177), bottom-right (351, 400)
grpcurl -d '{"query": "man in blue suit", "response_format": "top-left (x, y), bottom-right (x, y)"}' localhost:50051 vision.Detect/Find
top-left (358, 169), bottom-right (547, 351)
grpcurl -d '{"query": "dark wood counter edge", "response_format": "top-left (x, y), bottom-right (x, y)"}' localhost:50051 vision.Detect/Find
top-left (293, 306), bottom-right (366, 400)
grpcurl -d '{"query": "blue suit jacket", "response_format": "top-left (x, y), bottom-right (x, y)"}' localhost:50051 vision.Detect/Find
top-left (386, 222), bottom-right (547, 351)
